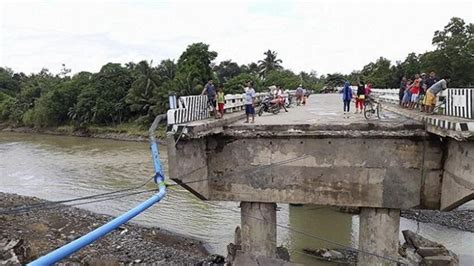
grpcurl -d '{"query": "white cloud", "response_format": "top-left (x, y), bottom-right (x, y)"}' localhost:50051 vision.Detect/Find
top-left (0, 0), bottom-right (472, 75)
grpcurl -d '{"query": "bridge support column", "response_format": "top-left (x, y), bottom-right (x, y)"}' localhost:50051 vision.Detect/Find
top-left (240, 202), bottom-right (277, 258)
top-left (358, 208), bottom-right (400, 266)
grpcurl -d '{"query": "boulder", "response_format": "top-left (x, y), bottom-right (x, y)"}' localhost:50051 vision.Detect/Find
top-left (421, 255), bottom-right (456, 266)
top-left (232, 251), bottom-right (303, 266)
top-left (404, 247), bottom-right (423, 265)
top-left (417, 247), bottom-right (449, 257)
top-left (276, 246), bottom-right (290, 261)
top-left (402, 230), bottom-right (443, 249)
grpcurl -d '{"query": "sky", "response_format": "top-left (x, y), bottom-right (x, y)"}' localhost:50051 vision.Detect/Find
top-left (0, 0), bottom-right (472, 76)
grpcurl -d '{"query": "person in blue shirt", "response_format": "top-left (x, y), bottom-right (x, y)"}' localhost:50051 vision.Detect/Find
top-left (201, 79), bottom-right (217, 116)
top-left (341, 81), bottom-right (353, 117)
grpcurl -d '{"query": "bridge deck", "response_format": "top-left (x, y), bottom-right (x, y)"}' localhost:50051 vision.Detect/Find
top-left (172, 94), bottom-right (473, 140)
top-left (234, 93), bottom-right (404, 125)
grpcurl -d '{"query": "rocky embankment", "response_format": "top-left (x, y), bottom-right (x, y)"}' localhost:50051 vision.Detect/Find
top-left (0, 192), bottom-right (210, 265)
top-left (303, 230), bottom-right (459, 265)
top-left (401, 209), bottom-right (474, 232)
top-left (337, 206), bottom-right (474, 232)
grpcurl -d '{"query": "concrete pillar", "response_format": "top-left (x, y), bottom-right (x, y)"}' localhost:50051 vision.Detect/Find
top-left (240, 202), bottom-right (277, 258)
top-left (358, 208), bottom-right (400, 266)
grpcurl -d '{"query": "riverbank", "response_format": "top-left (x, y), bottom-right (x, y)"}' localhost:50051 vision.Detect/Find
top-left (401, 209), bottom-right (474, 232)
top-left (0, 123), bottom-right (167, 142)
top-left (336, 206), bottom-right (473, 232)
top-left (0, 192), bottom-right (209, 264)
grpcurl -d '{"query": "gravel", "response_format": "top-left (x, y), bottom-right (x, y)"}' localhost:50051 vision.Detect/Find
top-left (401, 209), bottom-right (474, 232)
top-left (0, 192), bottom-right (209, 265)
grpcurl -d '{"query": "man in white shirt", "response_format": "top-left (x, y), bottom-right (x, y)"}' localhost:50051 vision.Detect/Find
top-left (244, 81), bottom-right (256, 123)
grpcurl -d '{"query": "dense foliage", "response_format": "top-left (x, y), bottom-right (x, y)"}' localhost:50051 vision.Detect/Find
top-left (0, 17), bottom-right (471, 128)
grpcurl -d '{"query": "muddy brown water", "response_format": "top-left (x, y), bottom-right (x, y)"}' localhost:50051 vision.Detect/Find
top-left (0, 132), bottom-right (472, 265)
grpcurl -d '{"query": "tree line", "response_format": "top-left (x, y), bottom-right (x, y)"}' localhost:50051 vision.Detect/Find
top-left (0, 17), bottom-right (471, 128)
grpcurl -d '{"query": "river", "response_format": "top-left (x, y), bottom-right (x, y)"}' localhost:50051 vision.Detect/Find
top-left (0, 132), bottom-right (472, 265)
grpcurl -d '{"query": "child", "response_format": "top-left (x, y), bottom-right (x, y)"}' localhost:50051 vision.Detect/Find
top-left (217, 86), bottom-right (225, 119)
top-left (402, 79), bottom-right (413, 108)
top-left (409, 74), bottom-right (421, 110)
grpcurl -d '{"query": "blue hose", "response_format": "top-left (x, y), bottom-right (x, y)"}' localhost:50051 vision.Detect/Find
top-left (28, 182), bottom-right (166, 266)
top-left (29, 115), bottom-right (167, 265)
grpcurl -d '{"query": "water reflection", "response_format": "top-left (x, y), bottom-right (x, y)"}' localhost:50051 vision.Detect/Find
top-left (285, 205), bottom-right (353, 265)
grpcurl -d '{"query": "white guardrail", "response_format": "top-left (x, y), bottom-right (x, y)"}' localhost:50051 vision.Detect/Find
top-left (167, 92), bottom-right (290, 125)
top-left (369, 88), bottom-right (474, 120)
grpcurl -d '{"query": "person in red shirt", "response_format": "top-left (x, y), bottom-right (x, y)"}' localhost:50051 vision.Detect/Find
top-left (409, 74), bottom-right (421, 109)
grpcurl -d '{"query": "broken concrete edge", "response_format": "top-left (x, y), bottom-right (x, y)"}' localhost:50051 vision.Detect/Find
top-left (166, 108), bottom-right (427, 139)
top-left (171, 126), bottom-right (429, 140)
top-left (382, 103), bottom-right (474, 141)
top-left (166, 112), bottom-right (246, 137)
top-left (222, 129), bottom-right (428, 139)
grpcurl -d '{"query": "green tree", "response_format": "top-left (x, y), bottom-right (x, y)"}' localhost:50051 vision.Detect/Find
top-left (258, 50), bottom-right (283, 78)
top-left (365, 57), bottom-right (392, 88)
top-left (213, 60), bottom-right (241, 85)
top-left (264, 70), bottom-right (300, 90)
top-left (69, 63), bottom-right (133, 125)
top-left (175, 43), bottom-right (217, 94)
top-left (0, 67), bottom-right (20, 96)
top-left (224, 73), bottom-right (261, 94)
top-left (126, 60), bottom-right (176, 124)
top-left (324, 73), bottom-right (345, 88)
top-left (429, 17), bottom-right (473, 86)
top-left (401, 53), bottom-right (421, 79)
top-left (241, 62), bottom-right (259, 76)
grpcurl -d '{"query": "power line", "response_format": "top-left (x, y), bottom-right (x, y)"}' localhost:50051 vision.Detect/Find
top-left (0, 188), bottom-right (157, 215)
top-left (0, 176), bottom-right (155, 215)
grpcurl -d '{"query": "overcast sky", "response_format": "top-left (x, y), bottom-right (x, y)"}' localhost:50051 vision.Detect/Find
top-left (0, 0), bottom-right (472, 76)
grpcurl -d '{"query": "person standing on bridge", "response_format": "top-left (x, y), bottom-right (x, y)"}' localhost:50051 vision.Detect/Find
top-left (409, 74), bottom-right (421, 110)
top-left (424, 76), bottom-right (450, 114)
top-left (399, 77), bottom-right (407, 106)
top-left (296, 85), bottom-right (304, 106)
top-left (355, 81), bottom-right (365, 114)
top-left (341, 81), bottom-right (353, 117)
top-left (244, 81), bottom-right (256, 123)
top-left (201, 79), bottom-right (217, 118)
top-left (402, 79), bottom-right (413, 108)
top-left (217, 86), bottom-right (225, 119)
top-left (422, 72), bottom-right (438, 109)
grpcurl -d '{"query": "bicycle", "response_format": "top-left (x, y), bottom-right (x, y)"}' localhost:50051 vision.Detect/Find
top-left (431, 97), bottom-right (446, 115)
top-left (364, 96), bottom-right (381, 119)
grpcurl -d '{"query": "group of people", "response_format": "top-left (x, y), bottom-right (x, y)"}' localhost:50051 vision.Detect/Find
top-left (201, 79), bottom-right (226, 119)
top-left (201, 79), bottom-right (257, 123)
top-left (201, 79), bottom-right (309, 124)
top-left (399, 72), bottom-right (450, 114)
top-left (341, 81), bottom-right (373, 116)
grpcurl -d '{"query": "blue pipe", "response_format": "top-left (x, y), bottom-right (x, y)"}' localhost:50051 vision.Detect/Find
top-left (28, 182), bottom-right (166, 266)
top-left (29, 115), bottom-right (167, 265)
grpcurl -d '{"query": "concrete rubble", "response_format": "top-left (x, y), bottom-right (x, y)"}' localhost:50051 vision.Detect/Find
top-left (399, 230), bottom-right (459, 266)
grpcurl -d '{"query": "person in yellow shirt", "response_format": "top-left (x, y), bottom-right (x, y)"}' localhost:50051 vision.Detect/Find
top-left (217, 86), bottom-right (225, 119)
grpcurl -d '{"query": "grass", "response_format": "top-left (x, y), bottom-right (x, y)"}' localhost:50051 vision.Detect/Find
top-left (4, 122), bottom-right (168, 140)
top-left (87, 122), bottom-right (167, 139)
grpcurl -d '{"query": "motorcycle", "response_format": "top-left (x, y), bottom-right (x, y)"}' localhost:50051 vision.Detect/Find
top-left (257, 95), bottom-right (281, 116)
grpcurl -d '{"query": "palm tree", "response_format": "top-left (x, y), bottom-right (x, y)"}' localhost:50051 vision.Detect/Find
top-left (258, 50), bottom-right (283, 78)
top-left (126, 60), bottom-right (161, 123)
